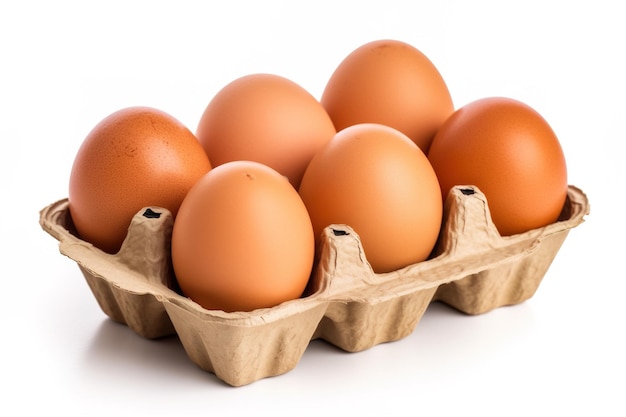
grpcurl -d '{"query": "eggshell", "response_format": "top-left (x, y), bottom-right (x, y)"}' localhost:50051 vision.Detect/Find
top-left (171, 160), bottom-right (315, 313)
top-left (68, 106), bottom-right (212, 254)
top-left (321, 39), bottom-right (454, 153)
top-left (427, 97), bottom-right (568, 236)
top-left (298, 123), bottom-right (443, 273)
top-left (196, 73), bottom-right (337, 188)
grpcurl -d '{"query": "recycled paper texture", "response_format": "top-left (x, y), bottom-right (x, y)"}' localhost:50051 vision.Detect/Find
top-left (39, 185), bottom-right (589, 386)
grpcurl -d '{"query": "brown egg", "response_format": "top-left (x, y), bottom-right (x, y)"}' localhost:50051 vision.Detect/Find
top-left (427, 97), bottom-right (568, 236)
top-left (321, 39), bottom-right (454, 153)
top-left (298, 123), bottom-right (443, 273)
top-left (68, 106), bottom-right (212, 253)
top-left (196, 73), bottom-right (337, 188)
top-left (171, 161), bottom-right (315, 313)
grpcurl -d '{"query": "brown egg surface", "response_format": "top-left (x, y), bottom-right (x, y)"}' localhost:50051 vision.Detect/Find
top-left (68, 106), bottom-right (212, 253)
top-left (427, 97), bottom-right (568, 236)
top-left (171, 161), bottom-right (315, 313)
top-left (298, 123), bottom-right (443, 273)
top-left (196, 73), bottom-right (336, 188)
top-left (321, 39), bottom-right (454, 153)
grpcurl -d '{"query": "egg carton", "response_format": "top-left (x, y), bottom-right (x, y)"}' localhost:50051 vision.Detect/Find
top-left (39, 185), bottom-right (589, 386)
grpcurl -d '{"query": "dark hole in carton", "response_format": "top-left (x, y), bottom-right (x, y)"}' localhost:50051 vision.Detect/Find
top-left (332, 229), bottom-right (349, 236)
top-left (460, 188), bottom-right (475, 195)
top-left (557, 193), bottom-right (573, 221)
top-left (142, 208), bottom-right (161, 219)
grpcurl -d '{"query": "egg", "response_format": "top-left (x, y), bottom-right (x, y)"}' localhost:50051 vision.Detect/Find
top-left (171, 160), bottom-right (315, 312)
top-left (68, 106), bottom-right (212, 254)
top-left (298, 123), bottom-right (443, 273)
top-left (427, 97), bottom-right (568, 236)
top-left (196, 73), bottom-right (337, 188)
top-left (320, 39), bottom-right (454, 153)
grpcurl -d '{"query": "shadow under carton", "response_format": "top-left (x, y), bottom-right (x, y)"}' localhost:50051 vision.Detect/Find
top-left (39, 185), bottom-right (589, 386)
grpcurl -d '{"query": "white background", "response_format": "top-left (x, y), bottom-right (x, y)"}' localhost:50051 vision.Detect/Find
top-left (2, 1), bottom-right (624, 415)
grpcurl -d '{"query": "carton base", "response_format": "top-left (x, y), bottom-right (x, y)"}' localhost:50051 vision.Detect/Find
top-left (39, 185), bottom-right (589, 386)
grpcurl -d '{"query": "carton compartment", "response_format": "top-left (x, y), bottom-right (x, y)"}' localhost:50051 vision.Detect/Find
top-left (39, 185), bottom-right (589, 386)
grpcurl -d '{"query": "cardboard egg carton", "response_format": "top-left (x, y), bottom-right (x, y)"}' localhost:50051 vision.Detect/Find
top-left (39, 185), bottom-right (589, 386)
